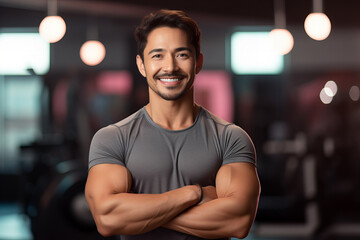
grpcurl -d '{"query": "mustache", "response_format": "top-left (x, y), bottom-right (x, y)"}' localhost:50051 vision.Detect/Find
top-left (154, 71), bottom-right (187, 79)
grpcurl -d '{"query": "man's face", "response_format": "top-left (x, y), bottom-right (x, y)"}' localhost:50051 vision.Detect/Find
top-left (136, 27), bottom-right (202, 101)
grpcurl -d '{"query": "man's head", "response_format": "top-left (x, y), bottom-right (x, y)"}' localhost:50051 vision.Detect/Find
top-left (135, 9), bottom-right (201, 61)
top-left (135, 9), bottom-right (203, 101)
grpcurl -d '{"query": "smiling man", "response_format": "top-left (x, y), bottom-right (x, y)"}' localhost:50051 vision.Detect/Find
top-left (139, 27), bottom-right (197, 102)
top-left (85, 9), bottom-right (260, 240)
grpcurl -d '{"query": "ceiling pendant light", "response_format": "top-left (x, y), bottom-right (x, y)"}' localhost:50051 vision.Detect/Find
top-left (269, 0), bottom-right (294, 55)
top-left (80, 41), bottom-right (106, 66)
top-left (39, 0), bottom-right (66, 43)
top-left (304, 0), bottom-right (331, 41)
top-left (80, 19), bottom-right (106, 66)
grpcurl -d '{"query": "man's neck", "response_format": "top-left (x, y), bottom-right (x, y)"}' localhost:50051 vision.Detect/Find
top-left (145, 92), bottom-right (199, 131)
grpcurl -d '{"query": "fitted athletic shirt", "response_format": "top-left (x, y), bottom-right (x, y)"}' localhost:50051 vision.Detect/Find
top-left (88, 106), bottom-right (256, 240)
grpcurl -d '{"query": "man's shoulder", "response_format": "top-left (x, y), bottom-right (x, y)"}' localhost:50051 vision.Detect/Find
top-left (200, 107), bottom-right (249, 137)
top-left (93, 107), bottom-right (145, 140)
top-left (112, 107), bottom-right (146, 129)
top-left (200, 107), bottom-right (232, 127)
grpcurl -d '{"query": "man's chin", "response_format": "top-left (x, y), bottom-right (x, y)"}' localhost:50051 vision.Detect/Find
top-left (158, 91), bottom-right (186, 101)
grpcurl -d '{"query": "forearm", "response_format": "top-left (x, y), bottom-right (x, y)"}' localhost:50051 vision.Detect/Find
top-left (89, 185), bottom-right (200, 236)
top-left (164, 197), bottom-right (255, 239)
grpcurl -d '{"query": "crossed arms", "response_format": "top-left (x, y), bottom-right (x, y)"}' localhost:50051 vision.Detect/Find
top-left (85, 162), bottom-right (260, 239)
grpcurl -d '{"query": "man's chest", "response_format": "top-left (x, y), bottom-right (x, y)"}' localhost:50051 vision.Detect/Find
top-left (124, 129), bottom-right (223, 193)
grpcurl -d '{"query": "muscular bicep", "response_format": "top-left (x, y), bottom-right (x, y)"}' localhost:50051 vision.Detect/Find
top-left (163, 162), bottom-right (260, 238)
top-left (86, 164), bottom-right (201, 236)
top-left (85, 164), bottom-right (132, 206)
top-left (215, 162), bottom-right (260, 214)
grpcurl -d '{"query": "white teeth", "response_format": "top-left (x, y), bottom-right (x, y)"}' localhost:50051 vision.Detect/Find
top-left (159, 78), bottom-right (180, 82)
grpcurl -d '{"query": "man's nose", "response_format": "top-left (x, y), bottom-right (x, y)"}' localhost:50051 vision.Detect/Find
top-left (163, 55), bottom-right (178, 73)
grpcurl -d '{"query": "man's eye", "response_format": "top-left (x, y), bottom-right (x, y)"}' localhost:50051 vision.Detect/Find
top-left (152, 54), bottom-right (162, 59)
top-left (178, 53), bottom-right (189, 58)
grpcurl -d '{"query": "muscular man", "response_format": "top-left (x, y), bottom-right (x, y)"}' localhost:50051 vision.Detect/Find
top-left (85, 9), bottom-right (260, 240)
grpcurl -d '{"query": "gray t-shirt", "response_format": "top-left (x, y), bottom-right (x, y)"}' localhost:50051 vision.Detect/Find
top-left (89, 106), bottom-right (256, 240)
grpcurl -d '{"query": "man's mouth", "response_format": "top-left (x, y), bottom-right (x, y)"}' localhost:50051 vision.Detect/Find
top-left (155, 72), bottom-right (187, 85)
top-left (159, 78), bottom-right (181, 83)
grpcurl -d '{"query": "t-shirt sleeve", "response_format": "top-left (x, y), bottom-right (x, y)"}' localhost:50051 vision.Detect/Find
top-left (88, 124), bottom-right (126, 169)
top-left (222, 124), bottom-right (256, 166)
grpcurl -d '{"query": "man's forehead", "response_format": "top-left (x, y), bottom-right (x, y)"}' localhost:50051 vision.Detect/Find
top-left (147, 27), bottom-right (189, 42)
top-left (144, 27), bottom-right (192, 52)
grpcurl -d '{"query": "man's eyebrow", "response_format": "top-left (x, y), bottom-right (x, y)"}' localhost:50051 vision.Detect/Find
top-left (148, 47), bottom-right (192, 55)
top-left (175, 47), bottom-right (192, 52)
top-left (148, 48), bottom-right (164, 55)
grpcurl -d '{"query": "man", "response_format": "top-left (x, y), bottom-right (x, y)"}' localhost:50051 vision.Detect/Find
top-left (85, 9), bottom-right (260, 240)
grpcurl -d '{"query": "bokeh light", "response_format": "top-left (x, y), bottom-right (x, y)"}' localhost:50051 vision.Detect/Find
top-left (324, 80), bottom-right (337, 97)
top-left (349, 86), bottom-right (360, 101)
top-left (39, 16), bottom-right (66, 43)
top-left (320, 88), bottom-right (333, 104)
top-left (269, 28), bottom-right (294, 55)
top-left (80, 40), bottom-right (106, 66)
top-left (304, 13), bottom-right (331, 41)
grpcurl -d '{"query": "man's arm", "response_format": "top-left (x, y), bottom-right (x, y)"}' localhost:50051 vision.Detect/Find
top-left (85, 164), bottom-right (201, 237)
top-left (163, 162), bottom-right (261, 239)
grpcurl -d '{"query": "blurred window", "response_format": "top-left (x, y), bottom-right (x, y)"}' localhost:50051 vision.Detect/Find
top-left (0, 75), bottom-right (42, 172)
top-left (231, 31), bottom-right (284, 75)
top-left (0, 30), bottom-right (50, 75)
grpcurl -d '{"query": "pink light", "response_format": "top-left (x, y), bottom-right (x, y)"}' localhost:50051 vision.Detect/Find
top-left (194, 71), bottom-right (234, 122)
top-left (97, 71), bottom-right (133, 96)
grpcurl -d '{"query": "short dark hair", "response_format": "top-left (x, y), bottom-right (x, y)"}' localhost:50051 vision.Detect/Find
top-left (134, 9), bottom-right (201, 60)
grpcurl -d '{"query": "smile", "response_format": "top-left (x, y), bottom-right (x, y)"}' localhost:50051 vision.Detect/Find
top-left (159, 78), bottom-right (181, 82)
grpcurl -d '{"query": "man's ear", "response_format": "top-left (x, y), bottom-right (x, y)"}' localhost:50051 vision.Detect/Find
top-left (195, 53), bottom-right (203, 74)
top-left (136, 55), bottom-right (146, 77)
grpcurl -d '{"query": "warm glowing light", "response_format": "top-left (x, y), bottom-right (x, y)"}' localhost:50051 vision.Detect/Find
top-left (80, 40), bottom-right (106, 66)
top-left (323, 87), bottom-right (334, 97)
top-left (320, 88), bottom-right (333, 104)
top-left (39, 16), bottom-right (66, 43)
top-left (324, 80), bottom-right (337, 97)
top-left (269, 29), bottom-right (294, 55)
top-left (349, 86), bottom-right (360, 101)
top-left (304, 13), bottom-right (331, 41)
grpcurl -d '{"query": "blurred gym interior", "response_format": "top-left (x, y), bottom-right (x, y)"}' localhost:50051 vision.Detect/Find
top-left (0, 0), bottom-right (360, 239)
